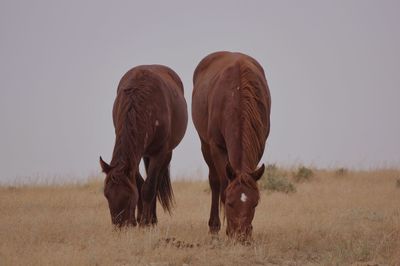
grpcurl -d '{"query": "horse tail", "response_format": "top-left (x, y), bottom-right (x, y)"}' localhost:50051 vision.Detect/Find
top-left (157, 163), bottom-right (174, 214)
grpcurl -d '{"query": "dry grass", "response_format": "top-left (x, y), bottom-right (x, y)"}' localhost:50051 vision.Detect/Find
top-left (1, 169), bottom-right (400, 265)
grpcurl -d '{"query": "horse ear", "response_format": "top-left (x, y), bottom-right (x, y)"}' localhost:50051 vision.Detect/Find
top-left (251, 164), bottom-right (265, 181)
top-left (99, 156), bottom-right (112, 174)
top-left (226, 162), bottom-right (235, 181)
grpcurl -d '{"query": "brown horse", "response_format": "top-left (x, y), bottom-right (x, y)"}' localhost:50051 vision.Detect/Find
top-left (192, 51), bottom-right (271, 240)
top-left (100, 65), bottom-right (188, 227)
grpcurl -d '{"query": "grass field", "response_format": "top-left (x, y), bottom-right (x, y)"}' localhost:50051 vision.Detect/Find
top-left (1, 169), bottom-right (399, 265)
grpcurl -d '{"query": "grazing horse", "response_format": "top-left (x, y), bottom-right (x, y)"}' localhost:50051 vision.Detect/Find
top-left (100, 65), bottom-right (188, 227)
top-left (192, 51), bottom-right (271, 240)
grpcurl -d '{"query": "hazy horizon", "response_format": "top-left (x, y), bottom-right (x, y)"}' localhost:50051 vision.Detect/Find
top-left (1, 1), bottom-right (399, 184)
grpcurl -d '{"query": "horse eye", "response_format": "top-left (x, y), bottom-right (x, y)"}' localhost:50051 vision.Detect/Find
top-left (227, 202), bottom-right (234, 208)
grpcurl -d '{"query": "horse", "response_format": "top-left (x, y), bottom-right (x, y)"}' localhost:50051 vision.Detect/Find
top-left (100, 64), bottom-right (188, 227)
top-left (192, 51), bottom-right (271, 241)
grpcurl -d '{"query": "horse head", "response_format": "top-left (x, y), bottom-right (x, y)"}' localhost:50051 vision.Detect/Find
top-left (224, 163), bottom-right (265, 241)
top-left (100, 156), bottom-right (138, 227)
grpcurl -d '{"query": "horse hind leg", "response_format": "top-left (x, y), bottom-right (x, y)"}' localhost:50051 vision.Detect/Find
top-left (155, 152), bottom-right (173, 214)
top-left (152, 162), bottom-right (173, 224)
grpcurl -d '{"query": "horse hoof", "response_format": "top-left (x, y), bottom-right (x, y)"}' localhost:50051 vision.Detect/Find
top-left (209, 226), bottom-right (220, 235)
top-left (210, 234), bottom-right (219, 241)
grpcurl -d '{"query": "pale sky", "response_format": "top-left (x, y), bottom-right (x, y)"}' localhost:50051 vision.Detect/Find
top-left (1, 1), bottom-right (399, 184)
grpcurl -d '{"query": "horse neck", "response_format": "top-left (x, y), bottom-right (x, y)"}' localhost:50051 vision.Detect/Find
top-left (239, 66), bottom-right (267, 171)
top-left (226, 107), bottom-right (264, 173)
top-left (230, 149), bottom-right (258, 174)
top-left (111, 88), bottom-right (150, 175)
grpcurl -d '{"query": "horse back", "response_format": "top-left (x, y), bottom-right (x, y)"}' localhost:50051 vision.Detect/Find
top-left (113, 65), bottom-right (187, 154)
top-left (192, 51), bottom-right (270, 170)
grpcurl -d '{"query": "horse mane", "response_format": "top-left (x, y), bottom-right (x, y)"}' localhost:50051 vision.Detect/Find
top-left (237, 61), bottom-right (269, 172)
top-left (108, 70), bottom-right (156, 183)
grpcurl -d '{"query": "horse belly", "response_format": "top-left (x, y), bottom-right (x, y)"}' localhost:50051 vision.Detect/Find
top-left (170, 96), bottom-right (188, 149)
top-left (144, 94), bottom-right (187, 155)
top-left (192, 83), bottom-right (213, 142)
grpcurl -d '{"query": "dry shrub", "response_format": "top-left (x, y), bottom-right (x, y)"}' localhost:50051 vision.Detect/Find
top-left (293, 166), bottom-right (314, 182)
top-left (260, 164), bottom-right (296, 193)
top-left (335, 167), bottom-right (348, 176)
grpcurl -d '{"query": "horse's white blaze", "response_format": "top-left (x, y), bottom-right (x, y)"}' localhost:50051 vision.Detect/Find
top-left (240, 193), bottom-right (247, 202)
top-left (155, 120), bottom-right (159, 126)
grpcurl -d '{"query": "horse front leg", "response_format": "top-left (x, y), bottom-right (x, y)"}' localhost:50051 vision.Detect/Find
top-left (139, 166), bottom-right (158, 226)
top-left (201, 140), bottom-right (221, 234)
top-left (208, 168), bottom-right (221, 234)
top-left (135, 171), bottom-right (144, 223)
